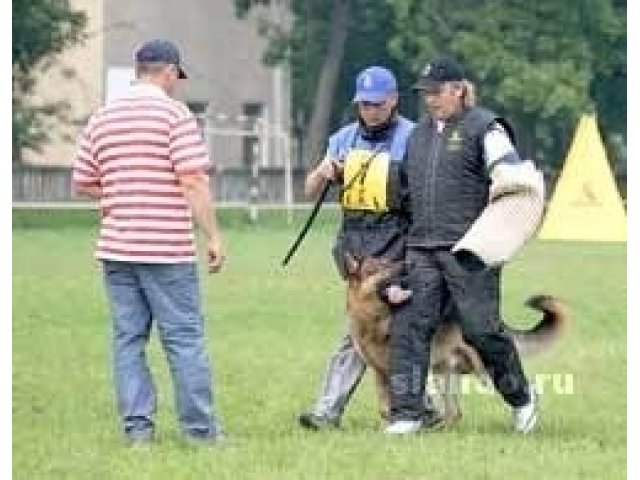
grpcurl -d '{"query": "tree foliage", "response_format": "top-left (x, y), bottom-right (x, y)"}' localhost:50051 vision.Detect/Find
top-left (12, 0), bottom-right (87, 161)
top-left (234, 0), bottom-right (400, 164)
top-left (386, 0), bottom-right (626, 166)
top-left (235, 0), bottom-right (625, 168)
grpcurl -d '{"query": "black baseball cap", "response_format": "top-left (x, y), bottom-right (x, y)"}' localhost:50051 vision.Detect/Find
top-left (413, 56), bottom-right (465, 92)
top-left (135, 39), bottom-right (187, 79)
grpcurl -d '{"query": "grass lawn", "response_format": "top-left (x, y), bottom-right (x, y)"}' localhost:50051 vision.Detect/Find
top-left (12, 208), bottom-right (627, 480)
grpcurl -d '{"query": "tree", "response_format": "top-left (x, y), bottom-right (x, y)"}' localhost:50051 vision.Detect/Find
top-left (235, 0), bottom-right (350, 165)
top-left (235, 0), bottom-right (625, 169)
top-left (235, 0), bottom-right (398, 166)
top-left (12, 0), bottom-right (87, 162)
top-left (587, 0), bottom-right (626, 168)
top-left (387, 0), bottom-right (625, 167)
top-left (303, 0), bottom-right (350, 166)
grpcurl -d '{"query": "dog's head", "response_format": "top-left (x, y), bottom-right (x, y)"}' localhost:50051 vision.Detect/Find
top-left (343, 253), bottom-right (403, 313)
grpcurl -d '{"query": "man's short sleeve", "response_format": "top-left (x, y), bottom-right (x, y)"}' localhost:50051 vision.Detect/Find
top-left (72, 123), bottom-right (99, 187)
top-left (325, 132), bottom-right (340, 160)
top-left (483, 122), bottom-right (522, 171)
top-left (169, 107), bottom-right (211, 175)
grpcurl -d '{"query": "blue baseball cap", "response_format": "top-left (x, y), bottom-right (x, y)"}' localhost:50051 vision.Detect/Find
top-left (352, 66), bottom-right (398, 103)
top-left (135, 39), bottom-right (187, 79)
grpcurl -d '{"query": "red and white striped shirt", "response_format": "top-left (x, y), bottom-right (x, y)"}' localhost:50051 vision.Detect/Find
top-left (72, 83), bottom-right (211, 263)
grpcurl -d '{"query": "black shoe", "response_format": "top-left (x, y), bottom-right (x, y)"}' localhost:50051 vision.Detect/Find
top-left (298, 412), bottom-right (340, 431)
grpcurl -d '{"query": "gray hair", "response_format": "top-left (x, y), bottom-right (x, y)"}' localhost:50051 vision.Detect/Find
top-left (135, 61), bottom-right (172, 78)
top-left (461, 79), bottom-right (476, 107)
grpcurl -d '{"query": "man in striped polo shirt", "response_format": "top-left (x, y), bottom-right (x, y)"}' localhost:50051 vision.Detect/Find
top-left (72, 39), bottom-right (225, 445)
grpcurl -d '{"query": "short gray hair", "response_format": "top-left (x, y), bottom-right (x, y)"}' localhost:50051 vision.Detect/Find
top-left (135, 61), bottom-right (172, 78)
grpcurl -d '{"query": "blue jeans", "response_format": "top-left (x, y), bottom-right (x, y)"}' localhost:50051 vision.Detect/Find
top-left (102, 260), bottom-right (221, 439)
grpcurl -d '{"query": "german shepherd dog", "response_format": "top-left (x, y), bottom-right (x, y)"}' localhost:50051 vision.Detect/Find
top-left (343, 254), bottom-right (569, 425)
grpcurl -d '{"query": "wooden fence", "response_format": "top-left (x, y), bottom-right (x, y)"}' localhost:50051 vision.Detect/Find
top-left (12, 164), bottom-right (626, 204)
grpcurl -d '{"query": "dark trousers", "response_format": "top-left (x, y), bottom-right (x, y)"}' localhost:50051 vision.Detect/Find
top-left (388, 248), bottom-right (530, 421)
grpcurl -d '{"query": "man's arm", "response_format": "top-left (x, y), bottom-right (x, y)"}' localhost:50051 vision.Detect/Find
top-left (170, 106), bottom-right (225, 273)
top-left (451, 122), bottom-right (545, 267)
top-left (178, 172), bottom-right (225, 273)
top-left (304, 156), bottom-right (341, 197)
top-left (71, 123), bottom-right (102, 200)
top-left (483, 122), bottom-right (543, 200)
top-left (305, 132), bottom-right (344, 197)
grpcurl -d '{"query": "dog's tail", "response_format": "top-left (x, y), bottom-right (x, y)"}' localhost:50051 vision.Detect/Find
top-left (508, 295), bottom-right (569, 358)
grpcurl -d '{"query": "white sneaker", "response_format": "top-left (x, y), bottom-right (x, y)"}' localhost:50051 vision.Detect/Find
top-left (513, 385), bottom-right (539, 434)
top-left (384, 419), bottom-right (424, 435)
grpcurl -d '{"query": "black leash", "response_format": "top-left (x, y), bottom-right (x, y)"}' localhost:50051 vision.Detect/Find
top-left (281, 144), bottom-right (384, 267)
top-left (281, 179), bottom-right (332, 267)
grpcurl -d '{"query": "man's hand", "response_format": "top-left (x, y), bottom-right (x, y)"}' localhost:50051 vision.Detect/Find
top-left (73, 184), bottom-right (102, 200)
top-left (384, 285), bottom-right (412, 305)
top-left (178, 172), bottom-right (225, 273)
top-left (304, 156), bottom-right (342, 197)
top-left (317, 156), bottom-right (343, 181)
top-left (207, 237), bottom-right (225, 274)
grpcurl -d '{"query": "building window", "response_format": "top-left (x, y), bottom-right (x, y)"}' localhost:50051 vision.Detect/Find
top-left (187, 101), bottom-right (209, 131)
top-left (242, 102), bottom-right (264, 168)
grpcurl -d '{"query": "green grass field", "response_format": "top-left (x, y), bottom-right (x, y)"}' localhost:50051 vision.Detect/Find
top-left (12, 209), bottom-right (626, 480)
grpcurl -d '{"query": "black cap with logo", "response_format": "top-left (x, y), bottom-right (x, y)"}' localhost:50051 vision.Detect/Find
top-left (413, 56), bottom-right (465, 92)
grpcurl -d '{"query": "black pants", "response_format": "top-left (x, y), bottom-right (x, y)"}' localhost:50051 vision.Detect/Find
top-left (388, 247), bottom-right (530, 421)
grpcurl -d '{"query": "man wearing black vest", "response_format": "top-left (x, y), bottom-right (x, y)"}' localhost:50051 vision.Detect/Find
top-left (299, 66), bottom-right (443, 431)
top-left (385, 57), bottom-right (543, 435)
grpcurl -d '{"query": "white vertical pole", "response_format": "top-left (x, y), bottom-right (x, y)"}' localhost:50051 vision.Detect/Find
top-left (284, 132), bottom-right (293, 224)
top-left (249, 140), bottom-right (260, 223)
top-left (274, 66), bottom-right (283, 167)
top-left (271, 0), bottom-right (293, 222)
top-left (261, 109), bottom-right (270, 168)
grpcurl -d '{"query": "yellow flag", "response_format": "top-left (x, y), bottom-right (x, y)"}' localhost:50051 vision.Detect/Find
top-left (538, 114), bottom-right (626, 242)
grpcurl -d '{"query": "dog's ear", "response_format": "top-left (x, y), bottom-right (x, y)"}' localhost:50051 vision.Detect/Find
top-left (343, 251), bottom-right (361, 278)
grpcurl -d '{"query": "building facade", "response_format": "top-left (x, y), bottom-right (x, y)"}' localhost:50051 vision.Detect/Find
top-left (23, 0), bottom-right (292, 173)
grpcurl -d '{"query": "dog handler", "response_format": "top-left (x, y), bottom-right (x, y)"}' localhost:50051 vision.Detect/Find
top-left (385, 56), bottom-right (545, 435)
top-left (298, 66), bottom-right (442, 430)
